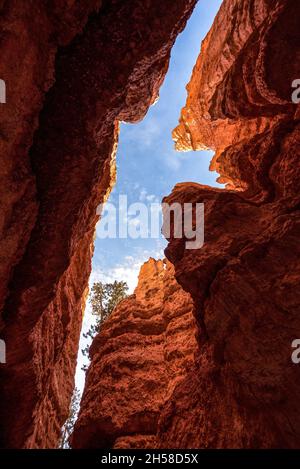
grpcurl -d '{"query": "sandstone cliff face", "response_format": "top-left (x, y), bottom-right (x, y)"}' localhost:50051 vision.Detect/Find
top-left (0, 0), bottom-right (197, 448)
top-left (173, 0), bottom-right (299, 192)
top-left (162, 0), bottom-right (300, 448)
top-left (72, 258), bottom-right (197, 448)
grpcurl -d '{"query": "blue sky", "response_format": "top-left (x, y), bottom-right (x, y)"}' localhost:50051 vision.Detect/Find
top-left (76, 0), bottom-right (223, 388)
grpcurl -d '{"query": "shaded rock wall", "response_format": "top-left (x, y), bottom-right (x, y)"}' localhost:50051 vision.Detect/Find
top-left (72, 258), bottom-right (197, 449)
top-left (162, 0), bottom-right (300, 448)
top-left (0, 0), bottom-right (197, 448)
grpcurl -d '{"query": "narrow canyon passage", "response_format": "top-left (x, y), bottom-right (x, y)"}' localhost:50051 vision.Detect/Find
top-left (74, 0), bottom-right (300, 449)
top-left (75, 0), bottom-right (222, 397)
top-left (0, 0), bottom-right (299, 452)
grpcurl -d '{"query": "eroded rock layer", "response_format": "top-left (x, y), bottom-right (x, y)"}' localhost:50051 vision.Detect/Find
top-left (162, 0), bottom-right (300, 448)
top-left (72, 258), bottom-right (197, 448)
top-left (0, 0), bottom-right (197, 448)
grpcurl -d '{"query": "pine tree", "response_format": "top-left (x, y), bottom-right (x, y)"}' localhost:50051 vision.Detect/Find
top-left (81, 280), bottom-right (128, 371)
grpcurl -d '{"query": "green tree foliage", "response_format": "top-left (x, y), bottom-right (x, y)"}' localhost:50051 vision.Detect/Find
top-left (59, 387), bottom-right (81, 449)
top-left (81, 280), bottom-right (128, 371)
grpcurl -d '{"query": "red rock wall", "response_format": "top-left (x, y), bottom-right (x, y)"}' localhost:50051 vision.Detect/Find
top-left (162, 0), bottom-right (300, 448)
top-left (0, 0), bottom-right (197, 448)
top-left (72, 258), bottom-right (197, 449)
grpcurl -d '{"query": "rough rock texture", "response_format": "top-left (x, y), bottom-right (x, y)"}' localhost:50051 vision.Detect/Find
top-left (72, 258), bottom-right (197, 448)
top-left (0, 0), bottom-right (197, 448)
top-left (162, 0), bottom-right (300, 448)
top-left (173, 0), bottom-right (299, 191)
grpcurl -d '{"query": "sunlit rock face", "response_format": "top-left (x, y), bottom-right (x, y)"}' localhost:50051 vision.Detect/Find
top-left (163, 0), bottom-right (300, 448)
top-left (72, 258), bottom-right (197, 448)
top-left (173, 0), bottom-right (299, 192)
top-left (0, 0), bottom-right (197, 448)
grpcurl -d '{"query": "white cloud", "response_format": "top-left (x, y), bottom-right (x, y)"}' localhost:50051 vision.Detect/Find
top-left (139, 188), bottom-right (148, 202)
top-left (139, 188), bottom-right (159, 204)
top-left (123, 118), bottom-right (161, 147)
top-left (146, 194), bottom-right (157, 202)
top-left (164, 151), bottom-right (182, 171)
top-left (90, 257), bottom-right (141, 294)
